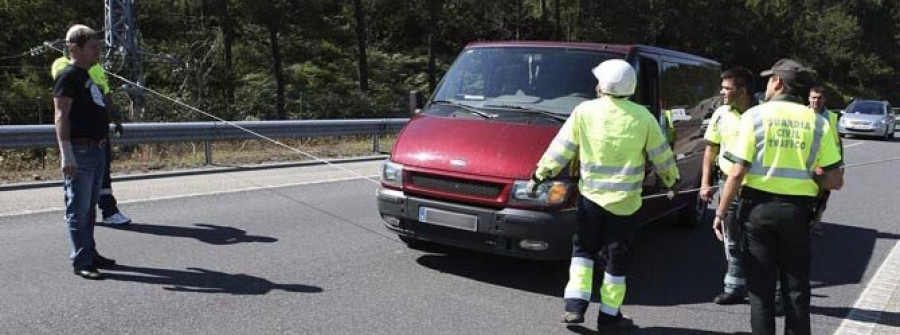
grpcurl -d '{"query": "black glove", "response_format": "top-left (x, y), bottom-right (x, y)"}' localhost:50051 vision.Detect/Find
top-left (526, 173), bottom-right (547, 198)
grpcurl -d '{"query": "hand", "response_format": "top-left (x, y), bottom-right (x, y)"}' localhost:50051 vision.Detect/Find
top-left (526, 173), bottom-right (545, 198)
top-left (665, 179), bottom-right (680, 200)
top-left (62, 165), bottom-right (77, 179)
top-left (113, 121), bottom-right (124, 137)
top-left (699, 186), bottom-right (716, 202)
top-left (712, 215), bottom-right (725, 241)
top-left (526, 179), bottom-right (540, 198)
top-left (814, 167), bottom-right (824, 176)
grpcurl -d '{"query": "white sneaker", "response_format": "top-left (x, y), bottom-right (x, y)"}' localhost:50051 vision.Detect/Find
top-left (103, 213), bottom-right (132, 225)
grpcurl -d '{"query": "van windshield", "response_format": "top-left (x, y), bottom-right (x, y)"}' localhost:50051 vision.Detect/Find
top-left (430, 47), bottom-right (622, 116)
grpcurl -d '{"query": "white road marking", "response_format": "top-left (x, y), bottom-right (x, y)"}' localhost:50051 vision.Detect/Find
top-left (833, 241), bottom-right (900, 334)
top-left (0, 174), bottom-right (380, 219)
top-left (843, 141), bottom-right (866, 149)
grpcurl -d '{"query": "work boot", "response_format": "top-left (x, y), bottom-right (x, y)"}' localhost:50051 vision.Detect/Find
top-left (713, 292), bottom-right (747, 305)
top-left (597, 313), bottom-right (634, 332)
top-left (93, 254), bottom-right (117, 268)
top-left (561, 311), bottom-right (584, 324)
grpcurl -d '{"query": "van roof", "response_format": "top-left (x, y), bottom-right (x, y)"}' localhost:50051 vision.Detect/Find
top-left (465, 41), bottom-right (720, 66)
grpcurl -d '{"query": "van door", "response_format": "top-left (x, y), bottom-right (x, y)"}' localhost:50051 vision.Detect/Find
top-left (658, 57), bottom-right (721, 193)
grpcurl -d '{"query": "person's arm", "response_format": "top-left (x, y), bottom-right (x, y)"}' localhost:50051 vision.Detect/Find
top-left (700, 145), bottom-right (718, 201)
top-left (713, 112), bottom-right (756, 241)
top-left (54, 95), bottom-right (75, 178)
top-left (715, 163), bottom-right (747, 240)
top-left (53, 71), bottom-right (78, 178)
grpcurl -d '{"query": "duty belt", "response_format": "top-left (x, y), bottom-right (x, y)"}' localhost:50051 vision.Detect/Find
top-left (70, 137), bottom-right (107, 148)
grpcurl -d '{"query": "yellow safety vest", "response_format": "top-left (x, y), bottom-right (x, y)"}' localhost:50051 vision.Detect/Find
top-left (535, 96), bottom-right (680, 215)
top-left (51, 57), bottom-right (110, 95)
top-left (725, 94), bottom-right (842, 196)
top-left (703, 104), bottom-right (742, 176)
top-left (819, 108), bottom-right (840, 147)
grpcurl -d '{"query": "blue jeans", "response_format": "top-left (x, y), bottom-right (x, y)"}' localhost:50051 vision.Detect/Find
top-left (720, 180), bottom-right (746, 294)
top-left (63, 144), bottom-right (106, 269)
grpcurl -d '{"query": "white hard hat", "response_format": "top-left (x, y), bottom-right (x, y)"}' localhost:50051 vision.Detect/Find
top-left (592, 59), bottom-right (636, 97)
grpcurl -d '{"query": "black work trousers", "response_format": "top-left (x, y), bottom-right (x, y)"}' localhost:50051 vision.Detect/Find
top-left (741, 188), bottom-right (814, 335)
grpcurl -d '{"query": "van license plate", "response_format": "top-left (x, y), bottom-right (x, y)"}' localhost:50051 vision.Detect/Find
top-left (418, 207), bottom-right (478, 231)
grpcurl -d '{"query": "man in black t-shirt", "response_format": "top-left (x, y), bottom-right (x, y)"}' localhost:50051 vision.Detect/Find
top-left (53, 24), bottom-right (116, 280)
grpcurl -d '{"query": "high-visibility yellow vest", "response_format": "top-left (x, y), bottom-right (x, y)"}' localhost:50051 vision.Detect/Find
top-left (725, 94), bottom-right (842, 196)
top-left (704, 104), bottom-right (742, 176)
top-left (51, 56), bottom-right (110, 95)
top-left (819, 108), bottom-right (840, 148)
top-left (535, 96), bottom-right (680, 215)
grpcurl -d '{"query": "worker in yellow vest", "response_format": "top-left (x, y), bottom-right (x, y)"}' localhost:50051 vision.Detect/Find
top-left (716, 59), bottom-right (843, 335)
top-left (701, 67), bottom-right (756, 305)
top-left (807, 85), bottom-right (842, 236)
top-left (527, 59), bottom-right (679, 332)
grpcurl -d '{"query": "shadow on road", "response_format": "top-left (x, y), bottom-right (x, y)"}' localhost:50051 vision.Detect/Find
top-left (105, 223), bottom-right (278, 245)
top-left (811, 306), bottom-right (900, 328)
top-left (810, 222), bottom-right (898, 291)
top-left (416, 248), bottom-right (567, 297)
top-left (413, 219), bottom-right (898, 309)
top-left (565, 324), bottom-right (751, 334)
top-left (104, 264), bottom-right (322, 295)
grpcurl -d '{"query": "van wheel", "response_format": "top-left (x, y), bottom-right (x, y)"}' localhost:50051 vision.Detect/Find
top-left (677, 187), bottom-right (707, 228)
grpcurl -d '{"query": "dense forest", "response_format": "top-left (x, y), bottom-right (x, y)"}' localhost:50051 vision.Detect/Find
top-left (1, 0), bottom-right (898, 125)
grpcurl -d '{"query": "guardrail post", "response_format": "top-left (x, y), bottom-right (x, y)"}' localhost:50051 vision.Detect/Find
top-left (372, 133), bottom-right (380, 153)
top-left (204, 140), bottom-right (212, 165)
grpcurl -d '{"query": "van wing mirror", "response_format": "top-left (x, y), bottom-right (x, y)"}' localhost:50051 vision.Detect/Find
top-left (409, 90), bottom-right (425, 115)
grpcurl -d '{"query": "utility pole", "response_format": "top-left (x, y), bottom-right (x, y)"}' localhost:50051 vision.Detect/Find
top-left (104, 0), bottom-right (144, 120)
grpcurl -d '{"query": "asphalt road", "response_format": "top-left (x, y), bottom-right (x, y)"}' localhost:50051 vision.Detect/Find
top-left (0, 138), bottom-right (897, 334)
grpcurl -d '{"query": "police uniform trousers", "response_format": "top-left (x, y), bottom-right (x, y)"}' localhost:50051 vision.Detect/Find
top-left (740, 187), bottom-right (815, 335)
top-left (564, 195), bottom-right (635, 321)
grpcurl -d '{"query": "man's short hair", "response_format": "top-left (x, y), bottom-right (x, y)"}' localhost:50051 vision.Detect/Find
top-left (810, 85), bottom-right (826, 96)
top-left (65, 24), bottom-right (97, 47)
top-left (721, 66), bottom-right (755, 94)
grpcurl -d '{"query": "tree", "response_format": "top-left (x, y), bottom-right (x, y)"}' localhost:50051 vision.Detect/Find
top-left (353, 0), bottom-right (369, 92)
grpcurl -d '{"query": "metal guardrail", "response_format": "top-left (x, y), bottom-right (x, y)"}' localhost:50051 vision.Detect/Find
top-left (0, 119), bottom-right (409, 149)
top-left (0, 119), bottom-right (408, 164)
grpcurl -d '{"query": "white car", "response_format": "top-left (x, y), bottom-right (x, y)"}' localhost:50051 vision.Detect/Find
top-left (837, 100), bottom-right (895, 140)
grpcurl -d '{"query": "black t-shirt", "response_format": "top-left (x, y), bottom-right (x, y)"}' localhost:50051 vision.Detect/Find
top-left (53, 65), bottom-right (108, 140)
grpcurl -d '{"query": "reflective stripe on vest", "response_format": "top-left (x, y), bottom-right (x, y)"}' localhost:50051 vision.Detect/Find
top-left (581, 163), bottom-right (645, 176)
top-left (583, 179), bottom-right (643, 192)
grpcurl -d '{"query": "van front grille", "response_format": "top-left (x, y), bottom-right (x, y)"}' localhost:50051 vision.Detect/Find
top-left (409, 173), bottom-right (504, 198)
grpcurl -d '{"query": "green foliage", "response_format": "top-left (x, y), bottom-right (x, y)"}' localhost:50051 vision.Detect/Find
top-left (1, 0), bottom-right (898, 124)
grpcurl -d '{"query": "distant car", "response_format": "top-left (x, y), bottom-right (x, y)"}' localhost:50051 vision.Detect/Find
top-left (837, 100), bottom-right (895, 140)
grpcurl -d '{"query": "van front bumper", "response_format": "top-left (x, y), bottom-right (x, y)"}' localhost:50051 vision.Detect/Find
top-left (377, 188), bottom-right (575, 261)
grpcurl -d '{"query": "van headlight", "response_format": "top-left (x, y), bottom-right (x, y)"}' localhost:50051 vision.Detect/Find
top-left (875, 119), bottom-right (885, 127)
top-left (381, 161), bottom-right (404, 188)
top-left (509, 180), bottom-right (573, 206)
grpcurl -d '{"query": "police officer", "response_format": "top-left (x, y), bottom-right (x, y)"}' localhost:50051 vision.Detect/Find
top-left (715, 59), bottom-right (843, 335)
top-left (701, 67), bottom-right (756, 305)
top-left (807, 85), bottom-right (842, 236)
top-left (54, 24), bottom-right (119, 279)
top-left (52, 55), bottom-right (132, 226)
top-left (528, 59), bottom-right (679, 331)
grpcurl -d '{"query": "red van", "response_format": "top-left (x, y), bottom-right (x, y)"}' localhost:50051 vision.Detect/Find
top-left (378, 42), bottom-right (721, 260)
